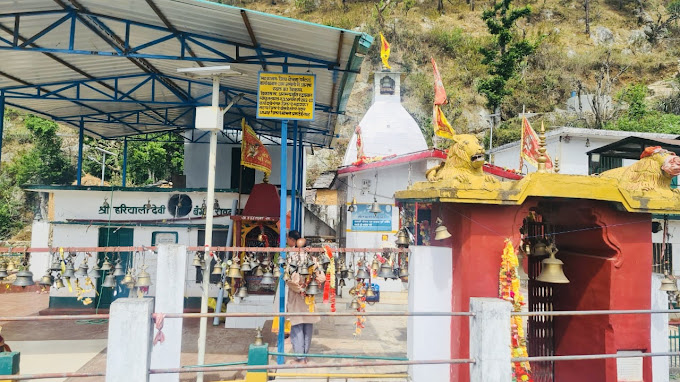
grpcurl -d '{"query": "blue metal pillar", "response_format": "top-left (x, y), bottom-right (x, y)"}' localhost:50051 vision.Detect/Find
top-left (122, 138), bottom-right (128, 187)
top-left (0, 94), bottom-right (4, 169)
top-left (76, 118), bottom-right (84, 186)
top-left (290, 121), bottom-right (298, 232)
top-left (296, 131), bottom-right (304, 231)
top-left (277, 119), bottom-right (288, 365)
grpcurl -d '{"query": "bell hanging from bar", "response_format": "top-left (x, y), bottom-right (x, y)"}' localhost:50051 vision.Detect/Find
top-left (75, 262), bottom-right (89, 277)
top-left (100, 258), bottom-right (112, 271)
top-left (349, 298), bottom-right (360, 310)
top-left (305, 279), bottom-right (321, 295)
top-left (661, 273), bottom-right (679, 292)
top-left (113, 262), bottom-right (125, 277)
top-left (365, 286), bottom-right (375, 298)
top-left (532, 241), bottom-right (548, 257)
top-left (211, 260), bottom-right (223, 275)
top-left (260, 270), bottom-right (275, 285)
top-left (297, 263), bottom-right (310, 276)
top-left (254, 266), bottom-right (264, 277)
top-left (122, 269), bottom-right (135, 286)
top-left (240, 260), bottom-right (252, 272)
top-left (136, 267), bottom-right (152, 287)
top-left (272, 266), bottom-right (281, 279)
top-left (370, 198), bottom-right (381, 215)
top-left (13, 269), bottom-right (35, 287)
top-left (371, 258), bottom-right (380, 272)
top-left (91, 259), bottom-right (100, 272)
top-left (6, 261), bottom-right (15, 272)
top-left (398, 267), bottom-right (409, 279)
top-left (348, 197), bottom-right (357, 213)
top-left (320, 253), bottom-right (331, 266)
top-left (54, 276), bottom-right (65, 289)
top-left (338, 278), bottom-right (346, 287)
top-left (339, 261), bottom-right (348, 273)
top-left (223, 279), bottom-right (231, 291)
top-left (378, 263), bottom-right (394, 280)
top-left (250, 258), bottom-right (259, 270)
top-left (50, 258), bottom-right (62, 271)
top-left (536, 245), bottom-right (570, 284)
top-left (89, 267), bottom-right (101, 279)
top-left (192, 253), bottom-right (202, 267)
top-left (39, 269), bottom-right (54, 286)
top-left (237, 285), bottom-right (249, 299)
top-left (434, 218), bottom-right (452, 241)
top-left (355, 267), bottom-right (370, 279)
top-left (396, 229), bottom-right (410, 247)
top-left (227, 261), bottom-right (242, 279)
top-left (62, 262), bottom-right (75, 279)
top-left (102, 273), bottom-right (116, 288)
top-left (346, 265), bottom-right (355, 279)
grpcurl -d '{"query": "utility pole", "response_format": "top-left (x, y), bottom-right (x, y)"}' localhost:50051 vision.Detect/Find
top-left (488, 107), bottom-right (501, 154)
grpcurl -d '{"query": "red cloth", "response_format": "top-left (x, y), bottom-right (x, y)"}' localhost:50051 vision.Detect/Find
top-left (432, 57), bottom-right (448, 106)
top-left (152, 313), bottom-right (166, 346)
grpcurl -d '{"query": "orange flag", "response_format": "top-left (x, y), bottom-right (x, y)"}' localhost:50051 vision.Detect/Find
top-left (431, 57), bottom-right (448, 106)
top-left (433, 105), bottom-right (455, 139)
top-left (241, 118), bottom-right (272, 175)
top-left (520, 117), bottom-right (553, 170)
top-left (355, 125), bottom-right (365, 161)
top-left (380, 33), bottom-right (391, 69)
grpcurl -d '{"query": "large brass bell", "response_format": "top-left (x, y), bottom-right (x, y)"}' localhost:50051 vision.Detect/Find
top-left (396, 229), bottom-right (410, 247)
top-left (62, 262), bottom-right (75, 279)
top-left (192, 253), bottom-right (202, 267)
top-left (536, 245), bottom-right (569, 284)
top-left (355, 268), bottom-right (370, 279)
top-left (100, 258), bottom-right (112, 271)
top-left (237, 285), bottom-right (249, 298)
top-left (349, 298), bottom-right (360, 310)
top-left (102, 273), bottom-right (116, 288)
top-left (661, 274), bottom-right (679, 292)
top-left (136, 267), bottom-right (152, 287)
top-left (370, 199), bottom-right (381, 215)
top-left (227, 261), bottom-right (242, 279)
top-left (39, 269), bottom-right (53, 286)
top-left (75, 263), bottom-right (89, 277)
top-left (212, 260), bottom-right (223, 275)
top-left (54, 276), bottom-right (65, 289)
top-left (113, 262), bottom-right (125, 277)
top-left (13, 269), bottom-right (35, 287)
top-left (434, 217), bottom-right (452, 240)
top-left (305, 279), bottom-right (321, 295)
top-left (260, 270), bottom-right (275, 285)
top-left (378, 263), bottom-right (394, 279)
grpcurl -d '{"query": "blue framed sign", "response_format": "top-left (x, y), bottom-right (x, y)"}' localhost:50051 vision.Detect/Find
top-left (350, 204), bottom-right (393, 232)
top-left (256, 72), bottom-right (316, 121)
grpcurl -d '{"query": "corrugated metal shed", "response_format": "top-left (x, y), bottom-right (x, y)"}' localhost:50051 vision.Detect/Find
top-left (0, 0), bottom-right (372, 146)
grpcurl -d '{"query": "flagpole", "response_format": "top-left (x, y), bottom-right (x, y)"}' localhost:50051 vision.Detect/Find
top-left (519, 105), bottom-right (525, 172)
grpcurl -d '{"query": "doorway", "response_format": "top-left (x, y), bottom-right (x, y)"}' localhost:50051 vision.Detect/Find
top-left (96, 227), bottom-right (134, 309)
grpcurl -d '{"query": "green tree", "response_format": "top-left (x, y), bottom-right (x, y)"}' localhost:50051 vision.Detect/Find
top-left (477, 0), bottom-right (537, 115)
top-left (127, 136), bottom-right (183, 185)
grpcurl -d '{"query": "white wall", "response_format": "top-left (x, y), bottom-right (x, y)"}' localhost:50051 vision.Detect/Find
top-left (651, 273), bottom-right (670, 382)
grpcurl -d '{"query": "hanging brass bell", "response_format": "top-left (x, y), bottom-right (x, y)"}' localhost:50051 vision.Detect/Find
top-left (536, 246), bottom-right (569, 284)
top-left (257, 233), bottom-right (265, 242)
top-left (305, 279), bottom-right (321, 295)
top-left (661, 274), bottom-right (679, 292)
top-left (298, 261), bottom-right (310, 276)
top-left (348, 197), bottom-right (357, 213)
top-left (62, 262), bottom-right (75, 279)
top-left (355, 268), bottom-right (370, 279)
top-left (89, 268), bottom-right (101, 279)
top-left (50, 259), bottom-right (62, 271)
top-left (250, 258), bottom-right (259, 270)
top-left (260, 270), bottom-right (275, 285)
top-left (370, 200), bottom-right (381, 215)
top-left (283, 270), bottom-right (290, 281)
top-left (237, 285), bottom-right (249, 298)
top-left (39, 269), bottom-right (53, 286)
top-left (346, 266), bottom-right (355, 279)
top-left (6, 261), bottom-right (15, 272)
top-left (212, 260), bottom-right (223, 275)
top-left (371, 259), bottom-right (380, 271)
top-left (338, 278), bottom-right (346, 287)
top-left (75, 263), bottom-right (89, 277)
top-left (366, 286), bottom-right (375, 298)
top-left (272, 266), bottom-right (281, 279)
top-left (223, 280), bottom-right (232, 291)
top-left (91, 260), bottom-right (100, 272)
top-left (532, 241), bottom-right (548, 257)
top-left (349, 298), bottom-right (360, 310)
top-left (112, 262), bottom-right (125, 277)
top-left (240, 261), bottom-right (252, 272)
top-left (254, 266), bottom-right (264, 277)
top-left (378, 263), bottom-right (394, 279)
top-left (320, 253), bottom-right (331, 266)
top-left (340, 261), bottom-right (348, 273)
top-left (100, 258), bottom-right (112, 271)
top-left (434, 218), bottom-right (452, 240)
top-left (192, 253), bottom-right (202, 267)
top-left (254, 327), bottom-right (264, 346)
top-left (122, 269), bottom-right (135, 285)
top-left (136, 268), bottom-right (152, 287)
top-left (54, 276), bottom-right (65, 289)
top-left (227, 262), bottom-right (242, 279)
top-left (398, 267), bottom-right (409, 278)
top-left (13, 270), bottom-right (35, 287)
top-left (396, 229), bottom-right (410, 247)
top-left (102, 273), bottom-right (116, 288)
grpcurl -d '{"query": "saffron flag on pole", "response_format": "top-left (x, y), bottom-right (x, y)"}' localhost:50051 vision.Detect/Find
top-left (355, 125), bottom-right (365, 161)
top-left (520, 117), bottom-right (553, 170)
top-left (241, 118), bottom-right (272, 175)
top-left (380, 33), bottom-right (391, 70)
top-left (431, 57), bottom-right (448, 106)
top-left (433, 104), bottom-right (455, 140)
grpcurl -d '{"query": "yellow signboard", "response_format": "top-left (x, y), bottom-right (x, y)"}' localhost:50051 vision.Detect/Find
top-left (257, 72), bottom-right (315, 120)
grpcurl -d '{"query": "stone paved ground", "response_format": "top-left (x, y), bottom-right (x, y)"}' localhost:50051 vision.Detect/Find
top-left (0, 291), bottom-right (408, 382)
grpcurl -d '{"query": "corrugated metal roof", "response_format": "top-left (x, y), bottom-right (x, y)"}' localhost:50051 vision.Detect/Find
top-left (0, 0), bottom-right (372, 146)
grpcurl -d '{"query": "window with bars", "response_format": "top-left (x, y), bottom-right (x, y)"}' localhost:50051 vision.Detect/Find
top-left (653, 243), bottom-right (673, 274)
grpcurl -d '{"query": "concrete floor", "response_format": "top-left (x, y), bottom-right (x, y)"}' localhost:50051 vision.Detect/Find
top-left (0, 291), bottom-right (409, 382)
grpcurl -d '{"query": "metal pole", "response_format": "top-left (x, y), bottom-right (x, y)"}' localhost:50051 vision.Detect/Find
top-left (100, 152), bottom-right (106, 186)
top-left (77, 119), bottom-right (84, 186)
top-left (0, 94), bottom-right (4, 170)
top-left (277, 119), bottom-right (288, 365)
top-left (213, 199), bottom-right (237, 326)
top-left (290, 121), bottom-right (298, 231)
top-left (122, 138), bottom-right (128, 187)
top-left (297, 129), bottom-right (304, 232)
top-left (196, 75), bottom-right (220, 382)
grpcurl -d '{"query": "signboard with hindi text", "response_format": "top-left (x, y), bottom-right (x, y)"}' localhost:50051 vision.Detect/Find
top-left (257, 72), bottom-right (315, 120)
top-left (349, 204), bottom-right (393, 232)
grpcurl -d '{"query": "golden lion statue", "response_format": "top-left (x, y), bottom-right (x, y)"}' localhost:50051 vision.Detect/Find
top-left (599, 146), bottom-right (680, 195)
top-left (424, 134), bottom-right (499, 190)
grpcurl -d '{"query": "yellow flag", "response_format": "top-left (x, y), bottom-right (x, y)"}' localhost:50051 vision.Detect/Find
top-left (380, 33), bottom-right (391, 69)
top-left (433, 105), bottom-right (455, 139)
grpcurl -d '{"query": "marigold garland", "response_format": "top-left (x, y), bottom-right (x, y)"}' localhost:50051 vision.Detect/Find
top-left (499, 239), bottom-right (533, 382)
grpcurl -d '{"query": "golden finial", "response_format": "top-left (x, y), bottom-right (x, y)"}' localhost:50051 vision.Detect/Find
top-left (554, 157), bottom-right (560, 173)
top-left (263, 173), bottom-right (269, 184)
top-left (537, 122), bottom-right (548, 173)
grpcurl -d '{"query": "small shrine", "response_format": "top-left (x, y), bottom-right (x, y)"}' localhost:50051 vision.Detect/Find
top-left (395, 129), bottom-right (680, 382)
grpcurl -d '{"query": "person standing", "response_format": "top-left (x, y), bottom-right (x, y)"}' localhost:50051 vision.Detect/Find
top-left (286, 234), bottom-right (325, 364)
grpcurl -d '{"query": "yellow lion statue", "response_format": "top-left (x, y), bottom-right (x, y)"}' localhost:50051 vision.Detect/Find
top-left (425, 134), bottom-right (499, 190)
top-left (599, 146), bottom-right (680, 195)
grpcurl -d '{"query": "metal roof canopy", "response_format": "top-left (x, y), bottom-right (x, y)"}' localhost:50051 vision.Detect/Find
top-left (0, 0), bottom-right (372, 147)
top-left (586, 136), bottom-right (680, 159)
